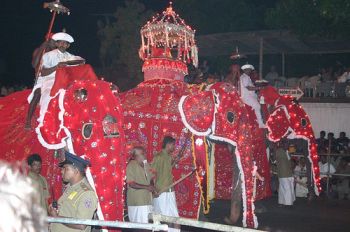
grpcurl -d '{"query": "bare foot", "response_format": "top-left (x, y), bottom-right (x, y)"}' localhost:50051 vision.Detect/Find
top-left (224, 216), bottom-right (235, 225)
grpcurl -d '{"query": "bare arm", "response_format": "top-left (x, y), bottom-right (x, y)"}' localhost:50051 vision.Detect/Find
top-left (246, 86), bottom-right (261, 91)
top-left (41, 62), bottom-right (67, 76)
top-left (128, 181), bottom-right (156, 193)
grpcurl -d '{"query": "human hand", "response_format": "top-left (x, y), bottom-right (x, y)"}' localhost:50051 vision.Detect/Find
top-left (48, 204), bottom-right (59, 217)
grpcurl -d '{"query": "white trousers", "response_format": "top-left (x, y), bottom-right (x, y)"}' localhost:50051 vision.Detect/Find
top-left (128, 205), bottom-right (152, 224)
top-left (153, 192), bottom-right (180, 232)
top-left (278, 177), bottom-right (296, 205)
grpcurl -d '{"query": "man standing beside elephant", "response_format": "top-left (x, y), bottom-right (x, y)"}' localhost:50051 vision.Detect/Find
top-left (152, 136), bottom-right (180, 232)
top-left (239, 64), bottom-right (265, 128)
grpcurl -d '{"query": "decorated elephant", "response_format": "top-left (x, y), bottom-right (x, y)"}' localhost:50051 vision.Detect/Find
top-left (260, 86), bottom-right (321, 196)
top-left (0, 79), bottom-right (126, 223)
top-left (179, 82), bottom-right (263, 228)
top-left (120, 78), bottom-right (207, 219)
top-left (38, 79), bottom-right (126, 221)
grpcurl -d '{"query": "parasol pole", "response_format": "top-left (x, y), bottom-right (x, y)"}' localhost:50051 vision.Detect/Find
top-left (35, 0), bottom-right (70, 78)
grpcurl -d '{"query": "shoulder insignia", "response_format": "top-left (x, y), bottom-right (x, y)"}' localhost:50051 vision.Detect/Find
top-left (68, 191), bottom-right (78, 200)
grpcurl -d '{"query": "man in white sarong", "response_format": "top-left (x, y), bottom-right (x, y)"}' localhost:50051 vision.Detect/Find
top-left (29, 32), bottom-right (84, 124)
top-left (275, 140), bottom-right (295, 206)
top-left (240, 64), bottom-right (265, 128)
top-left (152, 136), bottom-right (180, 232)
top-left (25, 34), bottom-right (56, 129)
top-left (126, 146), bottom-right (156, 223)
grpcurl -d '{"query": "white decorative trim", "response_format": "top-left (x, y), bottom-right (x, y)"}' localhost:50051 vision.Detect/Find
top-left (178, 95), bottom-right (212, 136)
top-left (267, 104), bottom-right (320, 196)
top-left (207, 135), bottom-right (258, 228)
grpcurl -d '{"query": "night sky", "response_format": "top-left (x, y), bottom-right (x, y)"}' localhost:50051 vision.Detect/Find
top-left (0, 0), bottom-right (168, 86)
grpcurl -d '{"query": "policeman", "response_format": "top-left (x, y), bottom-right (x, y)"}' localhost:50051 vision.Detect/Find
top-left (49, 151), bottom-right (97, 232)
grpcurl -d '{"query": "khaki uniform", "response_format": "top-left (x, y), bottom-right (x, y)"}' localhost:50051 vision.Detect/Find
top-left (50, 178), bottom-right (97, 232)
top-left (151, 149), bottom-right (173, 192)
top-left (126, 160), bottom-right (153, 206)
top-left (28, 171), bottom-right (50, 211)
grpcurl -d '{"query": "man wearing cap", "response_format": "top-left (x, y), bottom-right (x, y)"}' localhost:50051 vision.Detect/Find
top-left (25, 34), bottom-right (56, 129)
top-left (36, 32), bottom-right (85, 124)
top-left (240, 64), bottom-right (265, 128)
top-left (126, 146), bottom-right (156, 223)
top-left (48, 151), bottom-right (97, 232)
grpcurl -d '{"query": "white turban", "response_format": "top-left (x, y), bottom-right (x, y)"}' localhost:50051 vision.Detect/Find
top-left (52, 32), bottom-right (74, 43)
top-left (241, 64), bottom-right (255, 70)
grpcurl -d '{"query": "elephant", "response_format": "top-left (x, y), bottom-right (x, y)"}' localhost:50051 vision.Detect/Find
top-left (0, 79), bottom-right (126, 223)
top-left (120, 78), bottom-right (207, 220)
top-left (121, 80), bottom-right (264, 228)
top-left (260, 86), bottom-right (321, 196)
top-left (179, 82), bottom-right (262, 228)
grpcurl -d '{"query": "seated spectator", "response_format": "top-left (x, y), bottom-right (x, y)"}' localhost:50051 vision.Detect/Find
top-left (319, 155), bottom-right (336, 194)
top-left (0, 85), bottom-right (8, 96)
top-left (337, 68), bottom-right (350, 83)
top-left (265, 65), bottom-right (279, 86)
top-left (326, 132), bottom-right (339, 153)
top-left (294, 157), bottom-right (308, 198)
top-left (316, 131), bottom-right (327, 152)
top-left (335, 158), bottom-right (350, 199)
top-left (337, 132), bottom-right (349, 153)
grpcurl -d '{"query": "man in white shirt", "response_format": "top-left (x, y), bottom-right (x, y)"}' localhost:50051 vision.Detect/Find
top-left (318, 155), bottom-right (336, 195)
top-left (294, 157), bottom-right (308, 198)
top-left (34, 32), bottom-right (84, 123)
top-left (240, 64), bottom-right (265, 128)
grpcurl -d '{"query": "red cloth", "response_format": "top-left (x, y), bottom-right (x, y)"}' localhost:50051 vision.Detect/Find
top-left (50, 64), bottom-right (98, 97)
top-left (120, 79), bottom-right (203, 219)
top-left (0, 90), bottom-right (62, 205)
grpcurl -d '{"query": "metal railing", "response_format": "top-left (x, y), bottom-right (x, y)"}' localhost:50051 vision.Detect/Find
top-left (291, 152), bottom-right (350, 195)
top-left (47, 216), bottom-right (168, 231)
top-left (47, 214), bottom-right (266, 231)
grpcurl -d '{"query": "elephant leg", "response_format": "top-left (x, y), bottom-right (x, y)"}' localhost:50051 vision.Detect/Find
top-left (225, 147), bottom-right (242, 224)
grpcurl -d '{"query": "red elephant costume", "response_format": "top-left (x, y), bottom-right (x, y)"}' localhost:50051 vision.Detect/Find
top-left (0, 79), bottom-right (127, 225)
top-left (37, 79), bottom-right (126, 222)
top-left (260, 86), bottom-right (321, 195)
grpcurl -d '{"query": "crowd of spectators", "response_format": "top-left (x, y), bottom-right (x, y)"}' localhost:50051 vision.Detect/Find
top-left (0, 84), bottom-right (28, 97)
top-left (265, 64), bottom-right (350, 98)
top-left (270, 132), bottom-right (350, 201)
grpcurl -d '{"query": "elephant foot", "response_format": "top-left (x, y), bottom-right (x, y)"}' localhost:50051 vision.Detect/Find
top-left (224, 216), bottom-right (235, 225)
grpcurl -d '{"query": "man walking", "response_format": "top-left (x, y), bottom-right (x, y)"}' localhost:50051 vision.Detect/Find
top-left (152, 136), bottom-right (180, 232)
top-left (275, 140), bottom-right (295, 206)
top-left (126, 146), bottom-right (156, 223)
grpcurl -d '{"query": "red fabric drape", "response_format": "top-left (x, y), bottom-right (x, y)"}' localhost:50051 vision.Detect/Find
top-left (50, 64), bottom-right (98, 97)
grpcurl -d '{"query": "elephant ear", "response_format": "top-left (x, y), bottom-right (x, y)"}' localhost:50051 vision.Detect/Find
top-left (266, 106), bottom-right (290, 142)
top-left (179, 91), bottom-right (215, 136)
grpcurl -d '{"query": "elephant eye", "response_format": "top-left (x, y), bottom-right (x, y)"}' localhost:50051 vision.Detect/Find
top-left (82, 123), bottom-right (93, 139)
top-left (74, 88), bottom-right (88, 102)
top-left (301, 118), bottom-right (307, 127)
top-left (103, 114), bottom-right (120, 138)
top-left (226, 111), bottom-right (235, 124)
